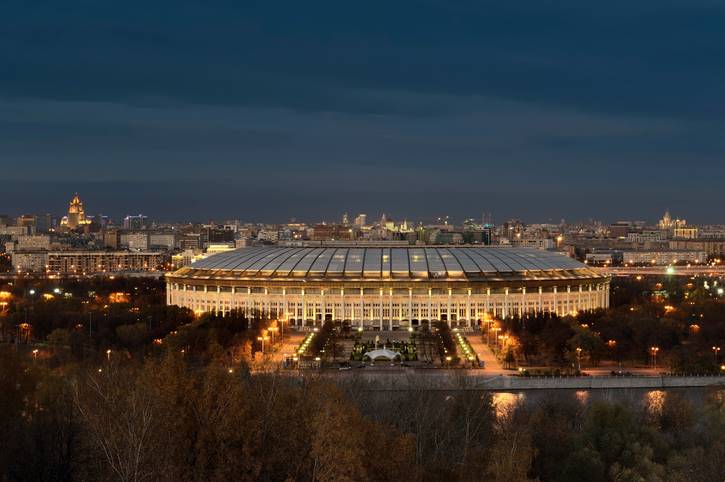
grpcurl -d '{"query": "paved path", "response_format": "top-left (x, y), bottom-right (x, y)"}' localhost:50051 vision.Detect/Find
top-left (467, 335), bottom-right (506, 373)
top-left (269, 333), bottom-right (305, 362)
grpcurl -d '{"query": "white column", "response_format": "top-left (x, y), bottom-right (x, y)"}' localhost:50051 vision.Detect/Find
top-left (503, 288), bottom-right (509, 319)
top-left (446, 288), bottom-right (452, 327)
top-left (520, 287), bottom-right (526, 317)
top-left (301, 288), bottom-right (306, 327)
top-left (467, 288), bottom-right (472, 328)
top-left (587, 284), bottom-right (592, 310)
top-left (567, 286), bottom-right (572, 314)
top-left (379, 288), bottom-right (384, 331)
top-left (428, 288), bottom-right (432, 329)
top-left (486, 287), bottom-right (491, 317)
top-left (388, 288), bottom-right (393, 331)
top-left (321, 289), bottom-right (325, 325)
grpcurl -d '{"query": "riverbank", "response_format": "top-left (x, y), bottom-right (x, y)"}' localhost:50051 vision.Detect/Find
top-left (306, 369), bottom-right (725, 391)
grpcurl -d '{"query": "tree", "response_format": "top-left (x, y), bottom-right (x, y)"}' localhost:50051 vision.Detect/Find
top-left (116, 322), bottom-right (149, 350)
top-left (310, 385), bottom-right (367, 482)
top-left (73, 363), bottom-right (156, 482)
top-left (503, 348), bottom-right (516, 369)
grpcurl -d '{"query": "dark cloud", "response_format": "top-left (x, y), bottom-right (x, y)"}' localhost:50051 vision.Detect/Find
top-left (0, 0), bottom-right (723, 222)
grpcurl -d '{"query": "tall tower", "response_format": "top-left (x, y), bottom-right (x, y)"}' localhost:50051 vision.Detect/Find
top-left (64, 193), bottom-right (88, 229)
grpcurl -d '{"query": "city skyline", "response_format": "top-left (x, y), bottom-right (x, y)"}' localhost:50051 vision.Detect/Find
top-left (3, 1), bottom-right (725, 220)
top-left (0, 186), bottom-right (709, 226)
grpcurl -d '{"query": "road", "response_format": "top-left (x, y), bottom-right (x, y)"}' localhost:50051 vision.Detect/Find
top-left (600, 266), bottom-right (725, 277)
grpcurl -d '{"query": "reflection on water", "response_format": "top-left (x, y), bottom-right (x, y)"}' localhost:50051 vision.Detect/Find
top-left (644, 390), bottom-right (666, 415)
top-left (492, 392), bottom-right (525, 421)
top-left (491, 387), bottom-right (725, 413)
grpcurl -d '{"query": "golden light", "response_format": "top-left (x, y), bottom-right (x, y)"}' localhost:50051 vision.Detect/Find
top-left (109, 292), bottom-right (129, 303)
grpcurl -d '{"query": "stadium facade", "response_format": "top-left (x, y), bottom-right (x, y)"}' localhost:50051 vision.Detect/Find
top-left (166, 246), bottom-right (609, 329)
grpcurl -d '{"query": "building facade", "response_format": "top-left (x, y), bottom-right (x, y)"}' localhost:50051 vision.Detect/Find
top-left (166, 246), bottom-right (610, 329)
top-left (46, 251), bottom-right (169, 275)
top-left (623, 250), bottom-right (707, 265)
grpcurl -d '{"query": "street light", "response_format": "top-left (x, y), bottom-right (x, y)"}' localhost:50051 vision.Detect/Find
top-left (32, 349), bottom-right (38, 363)
top-left (492, 327), bottom-right (501, 348)
top-left (106, 349), bottom-right (112, 361)
top-left (575, 347), bottom-right (582, 372)
top-left (257, 335), bottom-right (269, 354)
top-left (712, 346), bottom-right (721, 363)
top-left (268, 326), bottom-right (279, 344)
top-left (650, 346), bottom-right (659, 369)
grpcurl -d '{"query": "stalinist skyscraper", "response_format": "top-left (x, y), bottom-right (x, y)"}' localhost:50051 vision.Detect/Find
top-left (61, 193), bottom-right (90, 229)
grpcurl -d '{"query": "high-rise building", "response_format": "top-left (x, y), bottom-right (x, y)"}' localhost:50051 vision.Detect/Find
top-left (61, 193), bottom-right (91, 229)
top-left (658, 210), bottom-right (687, 229)
top-left (16, 215), bottom-right (36, 232)
top-left (123, 214), bottom-right (148, 230)
top-left (354, 214), bottom-right (367, 227)
top-left (35, 214), bottom-right (53, 233)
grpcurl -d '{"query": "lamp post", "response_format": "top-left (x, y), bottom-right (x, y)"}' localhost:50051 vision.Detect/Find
top-left (575, 347), bottom-right (582, 373)
top-left (492, 327), bottom-right (501, 349)
top-left (650, 346), bottom-right (659, 369)
top-left (257, 335), bottom-right (269, 354)
top-left (712, 346), bottom-right (721, 364)
top-left (269, 326), bottom-right (279, 345)
top-left (32, 349), bottom-right (38, 363)
top-left (106, 349), bottom-right (111, 362)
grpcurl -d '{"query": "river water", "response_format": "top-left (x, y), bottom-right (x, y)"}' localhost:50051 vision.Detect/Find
top-left (491, 386), bottom-right (724, 419)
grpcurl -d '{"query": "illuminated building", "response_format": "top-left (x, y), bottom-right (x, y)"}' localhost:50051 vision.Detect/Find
top-left (167, 246), bottom-right (609, 329)
top-left (622, 250), bottom-right (706, 266)
top-left (60, 193), bottom-right (91, 229)
top-left (11, 250), bottom-right (169, 275)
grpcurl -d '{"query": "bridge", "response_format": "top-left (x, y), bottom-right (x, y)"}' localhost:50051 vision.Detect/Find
top-left (599, 266), bottom-right (725, 277)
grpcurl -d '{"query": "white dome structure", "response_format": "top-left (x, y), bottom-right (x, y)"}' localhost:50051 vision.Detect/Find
top-left (166, 245), bottom-right (610, 330)
top-left (363, 348), bottom-right (402, 361)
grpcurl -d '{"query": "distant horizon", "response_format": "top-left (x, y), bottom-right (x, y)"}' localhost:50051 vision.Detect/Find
top-left (0, 180), bottom-right (708, 227)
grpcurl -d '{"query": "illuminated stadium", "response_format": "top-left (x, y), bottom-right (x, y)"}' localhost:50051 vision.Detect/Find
top-left (166, 246), bottom-right (609, 329)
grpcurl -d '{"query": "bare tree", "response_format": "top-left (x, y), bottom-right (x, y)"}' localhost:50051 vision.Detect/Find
top-left (73, 363), bottom-right (156, 482)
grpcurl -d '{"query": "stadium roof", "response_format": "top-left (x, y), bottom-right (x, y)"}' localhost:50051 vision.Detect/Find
top-left (172, 246), bottom-right (603, 282)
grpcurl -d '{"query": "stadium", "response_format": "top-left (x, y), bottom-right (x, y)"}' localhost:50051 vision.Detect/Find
top-left (166, 246), bottom-right (609, 330)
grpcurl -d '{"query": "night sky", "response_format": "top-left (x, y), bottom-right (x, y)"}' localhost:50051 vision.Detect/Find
top-left (2, 1), bottom-right (724, 224)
